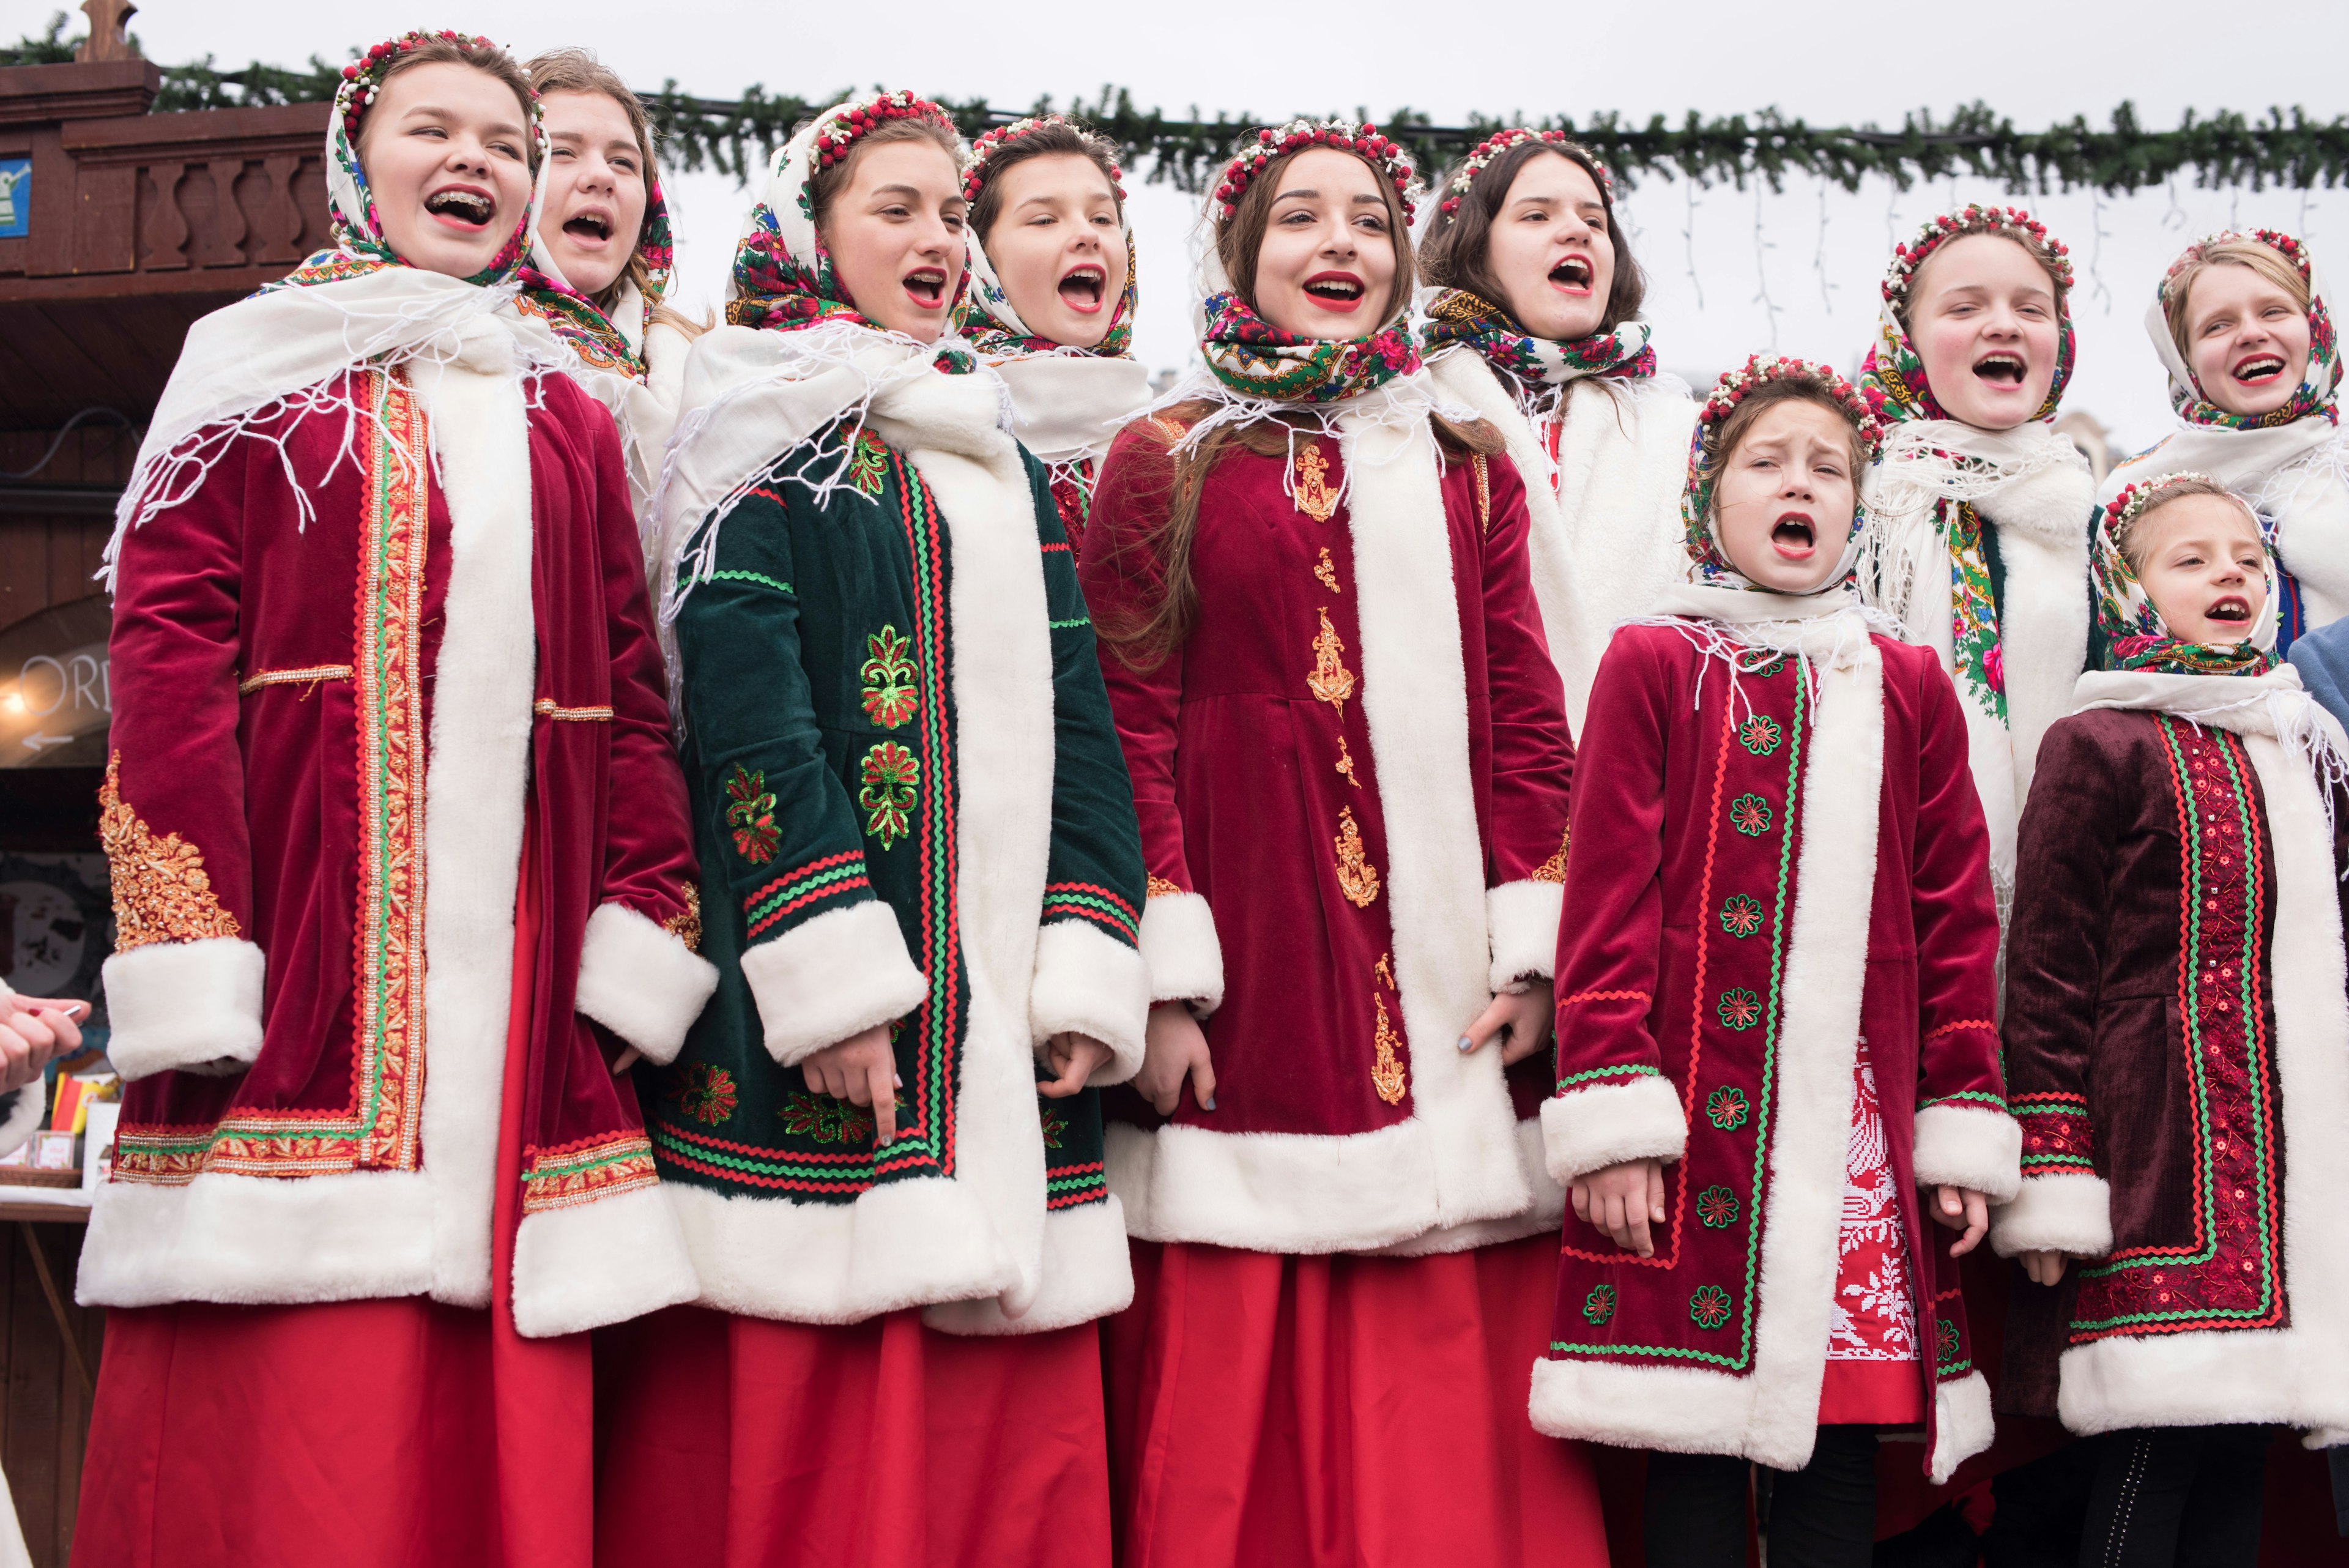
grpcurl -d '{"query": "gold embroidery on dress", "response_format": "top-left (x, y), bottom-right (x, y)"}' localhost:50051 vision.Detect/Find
top-left (237, 664), bottom-right (354, 696)
top-left (1146, 875), bottom-right (1182, 899)
top-left (1313, 546), bottom-right (1342, 595)
top-left (1293, 442), bottom-right (1338, 522)
top-left (1334, 806), bottom-right (1381, 908)
top-left (1531, 825), bottom-right (1571, 884)
top-left (1308, 608), bottom-right (1356, 716)
top-left (98, 751), bottom-right (241, 950)
top-left (1376, 951), bottom-right (1395, 989)
top-left (1370, 993), bottom-right (1407, 1105)
top-left (1471, 453), bottom-right (1493, 537)
top-left (664, 883), bottom-right (703, 953)
top-left (533, 699), bottom-right (615, 722)
top-left (1333, 734), bottom-right (1360, 787)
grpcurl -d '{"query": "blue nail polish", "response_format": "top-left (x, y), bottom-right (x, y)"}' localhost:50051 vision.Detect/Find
top-left (1201, 1095), bottom-right (1216, 1112)
top-left (1457, 1036), bottom-right (1474, 1052)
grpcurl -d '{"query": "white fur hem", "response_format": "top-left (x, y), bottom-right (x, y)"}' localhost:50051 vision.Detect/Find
top-left (924, 1197), bottom-right (1134, 1336)
top-left (573, 902), bottom-right (719, 1066)
top-left (1137, 891), bottom-right (1223, 1013)
top-left (1911, 1103), bottom-right (2022, 1202)
top-left (1989, 1172), bottom-right (2113, 1258)
top-left (1371, 1113), bottom-right (1564, 1255)
top-left (1929, 1372), bottom-right (1996, 1484)
top-left (0, 1085), bottom-right (42, 1161)
top-left (2057, 1326), bottom-right (2349, 1437)
top-left (510, 1182), bottom-right (697, 1336)
top-left (1030, 922), bottom-right (1148, 1085)
top-left (1487, 879), bottom-right (1564, 989)
top-left (80, 1169), bottom-right (443, 1309)
top-left (1109, 1117), bottom-right (1445, 1253)
top-left (1528, 1354), bottom-right (1817, 1470)
top-left (1540, 1074), bottom-right (1687, 1185)
top-left (738, 901), bottom-right (930, 1066)
top-left (100, 938), bottom-right (265, 1081)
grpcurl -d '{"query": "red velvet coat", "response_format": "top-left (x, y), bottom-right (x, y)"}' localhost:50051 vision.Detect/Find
top-left (83, 366), bottom-right (713, 1336)
top-left (1528, 619), bottom-right (2014, 1482)
top-left (1080, 414), bottom-right (1575, 1254)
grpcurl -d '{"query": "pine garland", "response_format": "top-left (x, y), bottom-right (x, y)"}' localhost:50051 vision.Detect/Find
top-left (9, 16), bottom-right (2347, 196)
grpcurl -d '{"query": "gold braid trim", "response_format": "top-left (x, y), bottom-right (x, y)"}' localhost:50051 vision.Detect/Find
top-left (533, 699), bottom-right (615, 721)
top-left (664, 883), bottom-right (703, 953)
top-left (237, 664), bottom-right (354, 695)
top-left (1531, 825), bottom-right (1571, 885)
top-left (1146, 875), bottom-right (1183, 899)
top-left (99, 751), bottom-right (241, 949)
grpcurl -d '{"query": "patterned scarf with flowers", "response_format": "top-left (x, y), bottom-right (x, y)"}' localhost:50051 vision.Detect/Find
top-left (958, 116), bottom-right (1138, 359)
top-left (517, 152), bottom-right (676, 382)
top-left (1680, 355), bottom-right (1888, 594)
top-left (1419, 288), bottom-right (1654, 402)
top-left (2159, 230), bottom-right (2340, 432)
top-left (2093, 472), bottom-right (2279, 677)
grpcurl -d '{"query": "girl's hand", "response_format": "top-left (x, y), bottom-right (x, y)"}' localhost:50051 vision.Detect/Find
top-left (1041, 1033), bottom-right (1115, 1098)
top-left (0, 997), bottom-right (84, 1097)
top-left (1929, 1184), bottom-right (1991, 1257)
top-left (1572, 1157), bottom-right (1666, 1258)
top-left (1135, 1002), bottom-right (1215, 1115)
top-left (801, 1024), bottom-right (901, 1145)
top-left (2019, 1249), bottom-right (2068, 1287)
top-left (1460, 979), bottom-right (1556, 1066)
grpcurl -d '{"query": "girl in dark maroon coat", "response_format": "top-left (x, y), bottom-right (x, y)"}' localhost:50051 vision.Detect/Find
top-left (1992, 472), bottom-right (2349, 1565)
top-left (1531, 358), bottom-right (2017, 1566)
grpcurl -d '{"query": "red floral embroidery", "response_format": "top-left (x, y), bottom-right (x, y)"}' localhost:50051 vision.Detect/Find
top-left (1729, 792), bottom-right (1772, 837)
top-left (725, 765), bottom-right (781, 864)
top-left (1716, 988), bottom-right (1762, 1031)
top-left (672, 1063), bottom-right (738, 1126)
top-left (1739, 715), bottom-right (1782, 756)
top-left (1719, 894), bottom-right (1765, 939)
top-left (1697, 1184), bottom-right (1740, 1229)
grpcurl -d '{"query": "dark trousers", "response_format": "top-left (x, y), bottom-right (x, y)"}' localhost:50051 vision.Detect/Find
top-left (1643, 1425), bottom-right (1880, 1568)
top-left (2078, 1425), bottom-right (2271, 1568)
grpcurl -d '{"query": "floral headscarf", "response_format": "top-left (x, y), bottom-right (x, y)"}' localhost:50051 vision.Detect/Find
top-left (518, 144), bottom-right (675, 381)
top-left (2092, 472), bottom-right (2278, 675)
top-left (273, 31), bottom-right (543, 294)
top-left (2152, 229), bottom-right (2340, 431)
top-left (1860, 205), bottom-right (2077, 426)
top-left (1682, 355), bottom-right (1889, 593)
top-left (958, 116), bottom-right (1137, 359)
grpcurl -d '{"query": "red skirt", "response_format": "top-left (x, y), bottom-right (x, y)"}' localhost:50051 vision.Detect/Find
top-left (592, 1305), bottom-right (1113, 1568)
top-left (72, 819), bottom-right (594, 1568)
top-left (1105, 1233), bottom-right (1610, 1568)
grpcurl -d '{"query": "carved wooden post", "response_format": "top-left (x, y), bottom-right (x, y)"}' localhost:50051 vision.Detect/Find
top-left (75, 0), bottom-right (139, 63)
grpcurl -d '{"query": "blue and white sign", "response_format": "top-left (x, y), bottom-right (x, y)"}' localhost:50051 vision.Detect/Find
top-left (0, 158), bottom-right (28, 238)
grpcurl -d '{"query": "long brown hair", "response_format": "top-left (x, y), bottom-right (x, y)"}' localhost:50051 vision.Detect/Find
top-left (968, 119), bottom-right (1124, 245)
top-left (1418, 138), bottom-right (1646, 334)
top-left (1096, 143), bottom-right (1497, 669)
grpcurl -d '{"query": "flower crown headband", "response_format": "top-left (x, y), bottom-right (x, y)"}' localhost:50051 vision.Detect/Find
top-left (807, 89), bottom-right (960, 173)
top-left (1439, 128), bottom-right (1611, 217)
top-left (963, 115), bottom-right (1127, 203)
top-left (1882, 204), bottom-right (2074, 310)
top-left (2159, 228), bottom-right (2312, 299)
top-left (2101, 470), bottom-right (2256, 540)
top-left (1698, 354), bottom-right (1891, 459)
top-left (336, 31), bottom-right (539, 145)
top-left (1214, 118), bottom-right (1422, 223)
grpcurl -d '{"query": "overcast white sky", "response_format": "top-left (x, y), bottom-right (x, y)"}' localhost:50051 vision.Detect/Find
top-left (59, 0), bottom-right (2349, 450)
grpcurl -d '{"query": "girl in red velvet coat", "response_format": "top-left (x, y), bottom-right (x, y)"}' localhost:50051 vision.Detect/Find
top-left (1079, 121), bottom-right (1606, 1567)
top-left (1530, 358), bottom-right (2019, 1567)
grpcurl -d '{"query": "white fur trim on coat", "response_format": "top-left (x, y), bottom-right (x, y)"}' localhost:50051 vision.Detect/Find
top-left (510, 1183), bottom-right (697, 1337)
top-left (923, 1197), bottom-right (1135, 1336)
top-left (1911, 1102), bottom-right (2022, 1202)
top-left (738, 901), bottom-right (930, 1068)
top-left (1137, 891), bottom-right (1223, 1013)
top-left (1375, 1113), bottom-right (1564, 1255)
top-left (1487, 879), bottom-right (1564, 989)
top-left (100, 937), bottom-right (265, 1080)
top-left (1930, 1372), bottom-right (1997, 1485)
top-left (1030, 921), bottom-right (1148, 1085)
top-left (1988, 1172), bottom-right (2113, 1260)
top-left (0, 1085), bottom-right (42, 1161)
top-left (573, 901), bottom-right (719, 1066)
top-left (1540, 1074), bottom-right (1687, 1186)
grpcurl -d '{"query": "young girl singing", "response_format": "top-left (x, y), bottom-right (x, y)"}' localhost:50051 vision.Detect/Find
top-left (77, 32), bottom-right (711, 1559)
top-left (1994, 471), bottom-right (2349, 1565)
top-left (1531, 357), bottom-right (2017, 1566)
top-left (593, 93), bottom-right (1149, 1567)
top-left (1081, 120), bottom-right (1603, 1567)
top-left (2107, 231), bottom-right (2345, 652)
top-left (1418, 128), bottom-right (1698, 729)
top-left (1858, 207), bottom-right (2097, 927)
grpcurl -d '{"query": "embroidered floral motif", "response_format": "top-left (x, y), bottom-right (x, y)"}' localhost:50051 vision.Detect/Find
top-left (858, 625), bottom-right (919, 729)
top-left (1937, 1317), bottom-right (1962, 1365)
top-left (1532, 827), bottom-right (1571, 884)
top-left (1583, 1283), bottom-right (1617, 1326)
top-left (672, 1062), bottom-right (738, 1126)
top-left (519, 1132), bottom-right (659, 1214)
top-left (664, 883), bottom-right (703, 952)
top-left (1146, 875), bottom-right (1183, 898)
top-left (779, 1091), bottom-right (877, 1145)
top-left (1729, 793), bottom-right (1773, 837)
top-left (1309, 608), bottom-right (1356, 715)
top-left (858, 741), bottom-right (921, 850)
top-left (1719, 894), bottom-right (1765, 939)
top-left (1294, 441), bottom-right (1338, 521)
top-left (1689, 1285), bottom-right (1734, 1331)
top-left (1707, 1087), bottom-right (1750, 1131)
top-left (1039, 1105), bottom-right (1069, 1150)
top-left (1716, 989), bottom-right (1762, 1031)
top-left (1370, 992), bottom-right (1408, 1105)
top-left (1376, 951), bottom-right (1395, 989)
top-left (1334, 733), bottom-right (1361, 787)
top-left (1334, 806), bottom-right (1382, 907)
top-left (98, 752), bottom-right (241, 949)
top-left (725, 765), bottom-right (781, 864)
top-left (1698, 1184), bottom-right (1741, 1229)
top-left (846, 428), bottom-right (889, 499)
top-left (1314, 546), bottom-right (1342, 594)
top-left (1739, 715), bottom-right (1783, 756)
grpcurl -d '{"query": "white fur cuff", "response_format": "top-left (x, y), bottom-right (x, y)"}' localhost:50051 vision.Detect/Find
top-left (738, 901), bottom-right (929, 1067)
top-left (1930, 1372), bottom-right (1996, 1485)
top-left (102, 937), bottom-right (267, 1081)
top-left (1137, 891), bottom-right (1223, 1014)
top-left (574, 901), bottom-right (720, 1066)
top-left (1030, 921), bottom-right (1148, 1084)
top-left (1487, 879), bottom-right (1565, 990)
top-left (1989, 1172), bottom-right (2113, 1258)
top-left (1541, 1073), bottom-right (1687, 1185)
top-left (510, 1183), bottom-right (697, 1337)
top-left (1912, 1103), bottom-right (2023, 1202)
